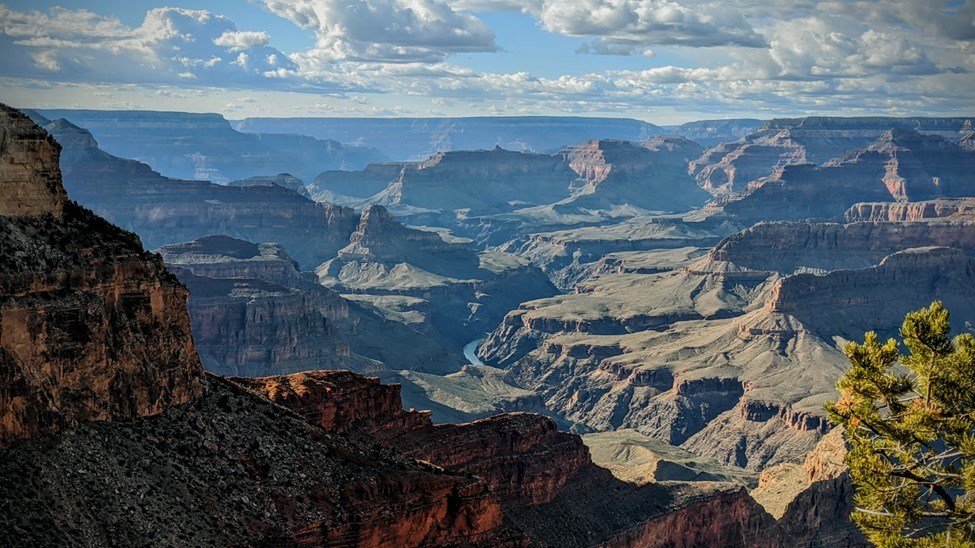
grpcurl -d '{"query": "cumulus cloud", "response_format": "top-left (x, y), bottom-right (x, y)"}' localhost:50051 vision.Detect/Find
top-left (766, 17), bottom-right (942, 79)
top-left (213, 30), bottom-right (271, 50)
top-left (263, 0), bottom-right (497, 63)
top-left (536, 0), bottom-right (766, 48)
top-left (1, 1), bottom-right (972, 119)
top-left (0, 6), bottom-right (298, 88)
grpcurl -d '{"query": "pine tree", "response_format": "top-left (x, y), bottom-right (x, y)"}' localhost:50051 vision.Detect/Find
top-left (826, 302), bottom-right (975, 546)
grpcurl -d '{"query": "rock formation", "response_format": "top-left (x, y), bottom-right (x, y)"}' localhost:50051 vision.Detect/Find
top-left (31, 109), bottom-right (385, 182)
top-left (690, 116), bottom-right (975, 196)
top-left (226, 173), bottom-right (310, 198)
top-left (235, 369), bottom-right (783, 546)
top-left (0, 104), bottom-right (203, 447)
top-left (559, 138), bottom-right (710, 211)
top-left (0, 106), bottom-right (67, 217)
top-left (479, 216), bottom-right (975, 470)
top-left (714, 129), bottom-right (975, 223)
top-left (752, 429), bottom-right (865, 546)
top-left (36, 116), bottom-right (359, 269)
top-left (843, 198), bottom-right (975, 222)
top-left (369, 146), bottom-right (578, 213)
top-left (317, 204), bottom-right (558, 346)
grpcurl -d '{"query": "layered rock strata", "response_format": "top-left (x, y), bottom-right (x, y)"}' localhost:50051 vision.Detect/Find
top-left (0, 105), bottom-right (203, 447)
top-left (35, 117), bottom-right (359, 269)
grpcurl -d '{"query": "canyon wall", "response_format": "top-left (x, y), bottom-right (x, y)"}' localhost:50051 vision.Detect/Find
top-left (0, 105), bottom-right (203, 447)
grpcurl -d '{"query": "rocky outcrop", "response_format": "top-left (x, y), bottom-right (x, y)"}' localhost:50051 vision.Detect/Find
top-left (0, 105), bottom-right (203, 447)
top-left (232, 370), bottom-right (432, 438)
top-left (370, 147), bottom-right (578, 213)
top-left (0, 375), bottom-right (508, 546)
top-left (227, 173), bottom-right (310, 198)
top-left (753, 429), bottom-right (866, 546)
top-left (37, 117), bottom-right (359, 269)
top-left (158, 236), bottom-right (368, 377)
top-left (0, 105), bottom-right (67, 217)
top-left (161, 235), bottom-right (467, 378)
top-left (767, 246), bottom-right (975, 339)
top-left (236, 368), bottom-right (782, 546)
top-left (843, 198), bottom-right (975, 222)
top-left (691, 117), bottom-right (975, 196)
top-left (708, 220), bottom-right (975, 274)
top-left (715, 129), bottom-right (975, 222)
top-left (560, 138), bottom-right (709, 211)
top-left (317, 205), bottom-right (558, 346)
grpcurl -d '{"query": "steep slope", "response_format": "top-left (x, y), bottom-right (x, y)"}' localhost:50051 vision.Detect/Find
top-left (159, 235), bottom-right (467, 378)
top-left (36, 117), bottom-right (358, 268)
top-left (844, 198), bottom-right (975, 222)
top-left (0, 105), bottom-right (203, 446)
top-left (317, 205), bottom-right (558, 345)
top-left (716, 129), bottom-right (975, 222)
top-left (559, 137), bottom-right (710, 212)
top-left (691, 116), bottom-right (974, 195)
top-left (368, 147), bottom-right (577, 213)
top-left (236, 370), bottom-right (782, 547)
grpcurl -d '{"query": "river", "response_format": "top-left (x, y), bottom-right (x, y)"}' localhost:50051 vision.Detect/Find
top-left (463, 337), bottom-right (486, 366)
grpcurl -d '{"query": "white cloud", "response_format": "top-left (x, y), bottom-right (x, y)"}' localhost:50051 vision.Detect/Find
top-left (0, 6), bottom-right (299, 88)
top-left (213, 30), bottom-right (271, 50)
top-left (263, 0), bottom-right (497, 63)
top-left (536, 0), bottom-right (766, 48)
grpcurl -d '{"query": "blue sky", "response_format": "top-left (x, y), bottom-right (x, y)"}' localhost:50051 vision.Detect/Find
top-left (1, 0), bottom-right (973, 123)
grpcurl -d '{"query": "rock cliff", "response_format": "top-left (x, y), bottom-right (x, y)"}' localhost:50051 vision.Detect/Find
top-left (0, 105), bottom-right (203, 447)
top-left (236, 368), bottom-right (782, 546)
top-left (159, 235), bottom-right (463, 377)
top-left (559, 138), bottom-right (709, 212)
top-left (843, 198), bottom-right (975, 222)
top-left (369, 147), bottom-right (578, 213)
top-left (0, 105), bottom-right (67, 217)
top-left (479, 217), bottom-right (975, 470)
top-left (691, 117), bottom-right (974, 196)
top-left (36, 117), bottom-right (359, 269)
top-left (752, 429), bottom-right (866, 546)
top-left (715, 129), bottom-right (975, 222)
top-left (317, 205), bottom-right (558, 346)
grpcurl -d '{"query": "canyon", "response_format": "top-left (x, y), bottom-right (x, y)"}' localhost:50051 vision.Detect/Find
top-left (8, 105), bottom-right (975, 546)
top-left (3, 104), bottom-right (806, 546)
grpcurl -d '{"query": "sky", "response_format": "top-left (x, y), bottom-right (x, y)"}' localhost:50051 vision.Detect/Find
top-left (0, 0), bottom-right (973, 123)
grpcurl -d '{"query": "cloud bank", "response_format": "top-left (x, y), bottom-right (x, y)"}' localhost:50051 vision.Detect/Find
top-left (0, 0), bottom-right (972, 119)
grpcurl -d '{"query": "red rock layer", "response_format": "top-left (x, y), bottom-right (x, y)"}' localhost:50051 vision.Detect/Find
top-left (233, 370), bottom-right (432, 438)
top-left (0, 105), bottom-right (203, 447)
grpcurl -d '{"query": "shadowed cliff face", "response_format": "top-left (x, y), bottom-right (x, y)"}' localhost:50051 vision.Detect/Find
top-left (0, 105), bottom-right (203, 447)
top-left (35, 117), bottom-right (359, 269)
top-left (709, 129), bottom-right (975, 223)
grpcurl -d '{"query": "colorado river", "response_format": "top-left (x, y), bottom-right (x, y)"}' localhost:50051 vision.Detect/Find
top-left (463, 338), bottom-right (486, 366)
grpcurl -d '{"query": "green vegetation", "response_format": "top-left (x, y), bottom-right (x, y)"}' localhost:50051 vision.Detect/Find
top-left (826, 302), bottom-right (975, 546)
